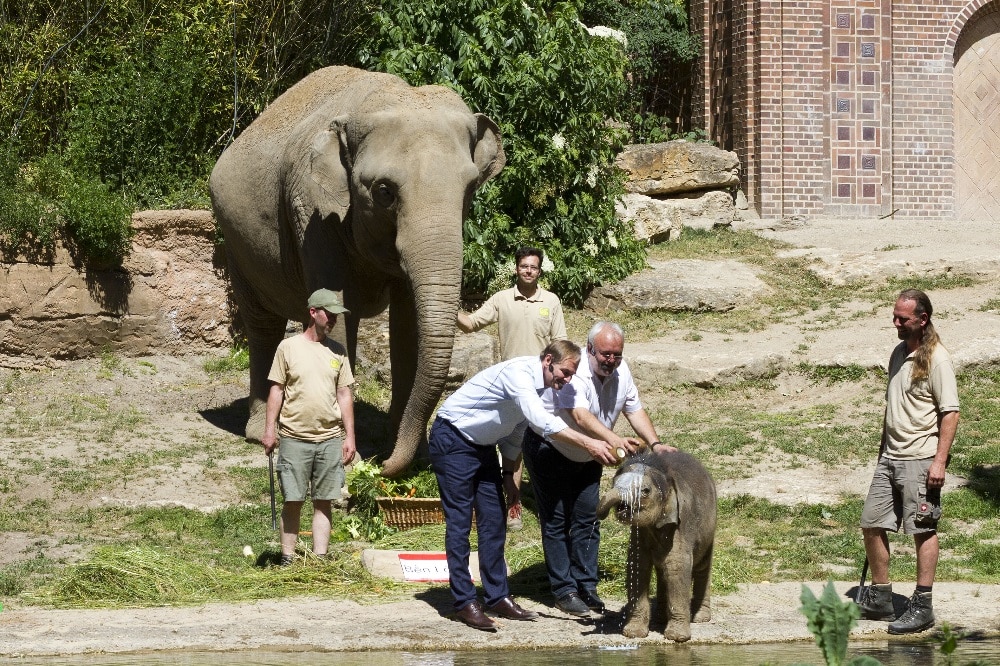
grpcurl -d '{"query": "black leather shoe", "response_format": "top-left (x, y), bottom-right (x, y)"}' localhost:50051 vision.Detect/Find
top-left (580, 589), bottom-right (605, 613)
top-left (487, 595), bottom-right (539, 621)
top-left (555, 592), bottom-right (592, 617)
top-left (455, 601), bottom-right (498, 632)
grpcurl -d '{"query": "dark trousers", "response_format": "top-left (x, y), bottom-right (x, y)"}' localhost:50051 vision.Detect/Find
top-left (428, 417), bottom-right (508, 609)
top-left (522, 428), bottom-right (602, 600)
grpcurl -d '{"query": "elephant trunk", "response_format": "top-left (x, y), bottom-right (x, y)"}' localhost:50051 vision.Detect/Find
top-left (597, 488), bottom-right (622, 520)
top-left (379, 209), bottom-right (464, 478)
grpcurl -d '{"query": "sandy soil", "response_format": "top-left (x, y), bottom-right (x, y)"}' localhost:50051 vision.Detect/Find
top-left (2, 582), bottom-right (998, 656)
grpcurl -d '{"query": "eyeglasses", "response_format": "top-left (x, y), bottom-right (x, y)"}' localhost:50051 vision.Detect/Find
top-left (517, 264), bottom-right (541, 273)
top-left (594, 350), bottom-right (623, 361)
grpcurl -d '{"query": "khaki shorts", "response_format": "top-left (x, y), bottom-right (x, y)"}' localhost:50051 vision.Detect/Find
top-left (277, 435), bottom-right (345, 502)
top-left (860, 457), bottom-right (941, 535)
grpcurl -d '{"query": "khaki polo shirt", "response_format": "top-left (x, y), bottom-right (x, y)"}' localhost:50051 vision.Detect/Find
top-left (466, 286), bottom-right (567, 360)
top-left (884, 342), bottom-right (959, 460)
top-left (268, 334), bottom-right (355, 442)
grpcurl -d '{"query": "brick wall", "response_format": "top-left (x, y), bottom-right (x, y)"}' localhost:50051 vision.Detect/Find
top-left (697, 0), bottom-right (996, 219)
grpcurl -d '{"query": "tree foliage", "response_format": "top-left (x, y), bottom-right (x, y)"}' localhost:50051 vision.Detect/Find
top-left (1, 0), bottom-right (675, 296)
top-left (0, 0), bottom-right (374, 261)
top-left (362, 0), bottom-right (647, 304)
top-left (579, 0), bottom-right (701, 140)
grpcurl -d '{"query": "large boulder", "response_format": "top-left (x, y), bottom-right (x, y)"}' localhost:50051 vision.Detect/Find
top-left (616, 140), bottom-right (740, 196)
top-left (618, 191), bottom-right (736, 243)
top-left (1, 210), bottom-right (230, 367)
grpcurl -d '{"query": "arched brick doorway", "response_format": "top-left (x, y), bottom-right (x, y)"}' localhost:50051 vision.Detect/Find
top-left (954, 3), bottom-right (1000, 220)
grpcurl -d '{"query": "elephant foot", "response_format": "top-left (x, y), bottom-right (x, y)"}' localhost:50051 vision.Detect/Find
top-left (622, 619), bottom-right (649, 639)
top-left (664, 623), bottom-right (692, 643)
top-left (245, 403), bottom-right (266, 444)
top-left (692, 607), bottom-right (712, 623)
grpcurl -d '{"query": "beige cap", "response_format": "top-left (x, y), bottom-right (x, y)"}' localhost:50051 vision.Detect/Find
top-left (307, 288), bottom-right (350, 315)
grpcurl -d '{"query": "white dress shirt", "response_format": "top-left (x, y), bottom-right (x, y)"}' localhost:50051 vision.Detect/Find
top-left (548, 358), bottom-right (643, 462)
top-left (437, 356), bottom-right (569, 446)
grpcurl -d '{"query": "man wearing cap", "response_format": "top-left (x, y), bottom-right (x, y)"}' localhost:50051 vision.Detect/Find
top-left (263, 288), bottom-right (356, 564)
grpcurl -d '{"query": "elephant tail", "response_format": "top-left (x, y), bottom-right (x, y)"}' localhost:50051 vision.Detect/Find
top-left (596, 488), bottom-right (622, 520)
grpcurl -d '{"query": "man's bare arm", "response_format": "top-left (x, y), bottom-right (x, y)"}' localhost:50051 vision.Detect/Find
top-left (927, 410), bottom-right (959, 488)
top-left (337, 385), bottom-right (357, 465)
top-left (262, 383), bottom-right (284, 455)
top-left (456, 311), bottom-right (475, 333)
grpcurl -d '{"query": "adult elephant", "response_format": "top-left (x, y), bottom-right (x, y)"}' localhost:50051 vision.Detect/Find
top-left (209, 66), bottom-right (505, 477)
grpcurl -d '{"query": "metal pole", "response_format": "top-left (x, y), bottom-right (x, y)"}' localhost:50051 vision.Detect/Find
top-left (268, 451), bottom-right (277, 531)
top-left (855, 557), bottom-right (869, 604)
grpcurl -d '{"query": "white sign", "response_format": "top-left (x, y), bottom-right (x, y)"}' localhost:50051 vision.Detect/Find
top-left (397, 553), bottom-right (475, 582)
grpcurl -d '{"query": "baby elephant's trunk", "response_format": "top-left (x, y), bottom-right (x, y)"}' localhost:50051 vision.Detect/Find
top-left (596, 488), bottom-right (622, 519)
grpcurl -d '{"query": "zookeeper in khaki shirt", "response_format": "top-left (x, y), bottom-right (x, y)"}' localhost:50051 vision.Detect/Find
top-left (457, 246), bottom-right (567, 530)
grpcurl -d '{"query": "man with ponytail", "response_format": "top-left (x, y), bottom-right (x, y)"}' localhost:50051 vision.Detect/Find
top-left (858, 289), bottom-right (960, 634)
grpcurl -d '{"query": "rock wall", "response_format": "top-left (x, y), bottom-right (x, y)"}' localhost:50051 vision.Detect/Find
top-left (615, 140), bottom-right (741, 241)
top-left (1, 210), bottom-right (231, 368)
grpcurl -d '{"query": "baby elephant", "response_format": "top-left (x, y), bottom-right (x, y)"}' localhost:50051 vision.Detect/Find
top-left (597, 449), bottom-right (717, 642)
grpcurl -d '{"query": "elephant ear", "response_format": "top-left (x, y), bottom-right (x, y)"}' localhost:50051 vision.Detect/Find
top-left (290, 116), bottom-right (352, 230)
top-left (473, 113), bottom-right (505, 187)
top-left (655, 480), bottom-right (680, 529)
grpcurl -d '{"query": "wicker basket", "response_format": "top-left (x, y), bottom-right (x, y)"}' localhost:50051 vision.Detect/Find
top-left (376, 497), bottom-right (477, 530)
top-left (377, 497), bottom-right (445, 529)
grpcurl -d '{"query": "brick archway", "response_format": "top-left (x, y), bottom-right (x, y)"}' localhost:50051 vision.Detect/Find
top-left (953, 1), bottom-right (1000, 219)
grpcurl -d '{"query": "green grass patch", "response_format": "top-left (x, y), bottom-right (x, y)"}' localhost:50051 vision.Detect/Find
top-left (978, 298), bottom-right (1000, 312)
top-left (11, 395), bottom-right (146, 441)
top-left (0, 554), bottom-right (58, 596)
top-left (26, 544), bottom-right (392, 608)
top-left (797, 362), bottom-right (874, 384)
top-left (203, 347), bottom-right (251, 374)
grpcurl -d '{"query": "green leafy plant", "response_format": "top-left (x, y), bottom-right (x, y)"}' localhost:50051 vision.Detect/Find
top-left (578, 0), bottom-right (702, 138)
top-left (1, 0), bottom-right (376, 261)
top-left (343, 459), bottom-right (440, 542)
top-left (799, 580), bottom-right (882, 666)
top-left (363, 0), bottom-right (647, 305)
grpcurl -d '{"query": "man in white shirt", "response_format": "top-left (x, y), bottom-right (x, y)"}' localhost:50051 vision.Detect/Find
top-left (430, 340), bottom-right (618, 631)
top-left (524, 321), bottom-right (671, 617)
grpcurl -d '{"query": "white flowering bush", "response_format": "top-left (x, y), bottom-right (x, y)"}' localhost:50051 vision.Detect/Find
top-left (363, 0), bottom-right (647, 305)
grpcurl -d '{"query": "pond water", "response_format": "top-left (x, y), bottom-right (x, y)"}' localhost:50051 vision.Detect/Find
top-left (10, 638), bottom-right (1000, 666)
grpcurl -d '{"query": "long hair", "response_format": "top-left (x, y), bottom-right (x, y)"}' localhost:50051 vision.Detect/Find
top-left (899, 289), bottom-right (942, 383)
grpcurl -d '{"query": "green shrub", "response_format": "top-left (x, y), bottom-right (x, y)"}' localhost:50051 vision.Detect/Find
top-left (579, 0), bottom-right (701, 138)
top-left (0, 151), bottom-right (132, 263)
top-left (363, 0), bottom-right (647, 305)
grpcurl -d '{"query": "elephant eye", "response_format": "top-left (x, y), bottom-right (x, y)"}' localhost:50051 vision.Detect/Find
top-left (641, 487), bottom-right (651, 498)
top-left (373, 181), bottom-right (397, 209)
